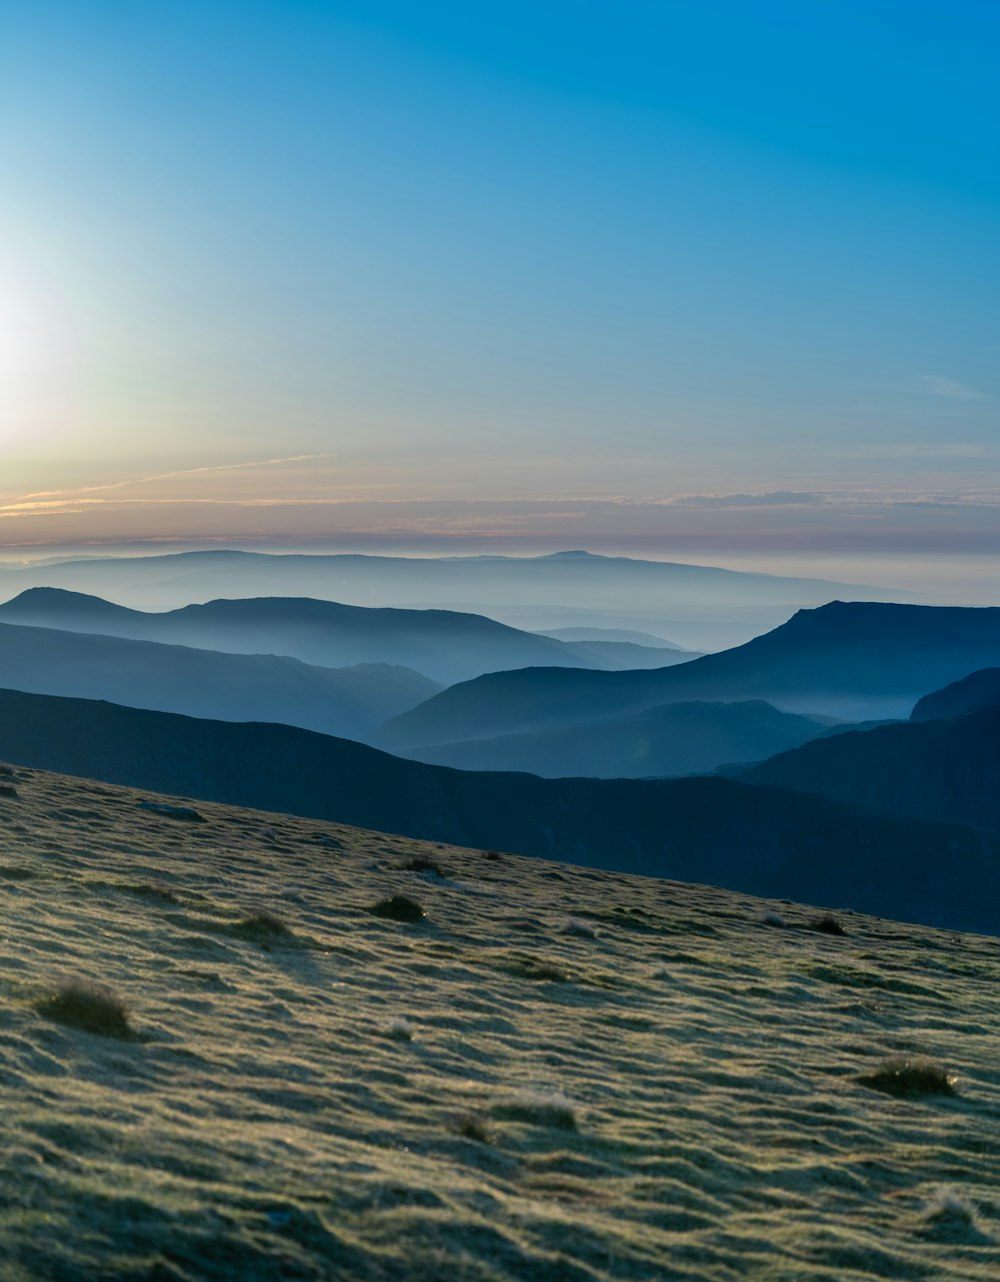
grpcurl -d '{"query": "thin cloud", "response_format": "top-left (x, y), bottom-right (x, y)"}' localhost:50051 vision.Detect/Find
top-left (15, 453), bottom-right (334, 503)
top-left (918, 375), bottom-right (986, 401)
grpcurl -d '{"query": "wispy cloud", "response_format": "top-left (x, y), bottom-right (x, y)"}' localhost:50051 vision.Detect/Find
top-left (16, 454), bottom-right (333, 504)
top-left (918, 375), bottom-right (986, 401)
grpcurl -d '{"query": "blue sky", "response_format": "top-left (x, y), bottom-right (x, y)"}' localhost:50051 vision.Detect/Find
top-left (0, 1), bottom-right (997, 576)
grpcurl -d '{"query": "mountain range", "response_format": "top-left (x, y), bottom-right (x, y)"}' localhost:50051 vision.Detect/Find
top-left (0, 548), bottom-right (890, 650)
top-left (0, 588), bottom-right (693, 685)
top-left (0, 684), bottom-right (997, 933)
top-left (374, 601), bottom-right (1000, 760)
top-left (0, 619), bottom-right (439, 739)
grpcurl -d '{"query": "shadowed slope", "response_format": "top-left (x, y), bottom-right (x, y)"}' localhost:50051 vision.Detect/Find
top-left (402, 700), bottom-right (831, 778)
top-left (0, 686), bottom-right (998, 932)
top-left (374, 601), bottom-right (1000, 750)
top-left (0, 619), bottom-right (439, 738)
top-left (911, 668), bottom-right (1000, 722)
top-left (0, 765), bottom-right (997, 1278)
top-left (739, 707), bottom-right (1000, 833)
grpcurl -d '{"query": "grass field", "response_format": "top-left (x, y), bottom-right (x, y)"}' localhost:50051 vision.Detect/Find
top-left (0, 762), bottom-right (997, 1280)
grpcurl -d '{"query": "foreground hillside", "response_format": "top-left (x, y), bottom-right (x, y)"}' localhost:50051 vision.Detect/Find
top-left (2, 687), bottom-right (1000, 933)
top-left (0, 764), bottom-right (998, 1280)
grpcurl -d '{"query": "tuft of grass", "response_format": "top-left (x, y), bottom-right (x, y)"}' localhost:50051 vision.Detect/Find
top-left (482, 850), bottom-right (502, 861)
top-left (382, 1017), bottom-right (415, 1042)
top-left (561, 917), bottom-right (598, 939)
top-left (496, 1090), bottom-right (578, 1130)
top-left (368, 894), bottom-right (426, 923)
top-left (36, 980), bottom-right (132, 1040)
top-left (451, 1111), bottom-right (494, 1144)
top-left (399, 857), bottom-right (447, 878)
top-left (230, 912), bottom-right (297, 947)
top-left (858, 1055), bottom-right (958, 1098)
top-left (760, 909), bottom-right (785, 927)
top-left (811, 913), bottom-right (847, 936)
top-left (506, 956), bottom-right (569, 983)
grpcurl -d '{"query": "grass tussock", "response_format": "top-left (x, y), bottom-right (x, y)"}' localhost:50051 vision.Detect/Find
top-left (451, 1111), bottom-right (494, 1144)
top-left (36, 980), bottom-right (132, 1040)
top-left (382, 1017), bottom-right (415, 1042)
top-left (496, 1089), bottom-right (578, 1130)
top-left (399, 856), bottom-right (447, 877)
top-left (368, 894), bottom-right (426, 923)
top-left (0, 782), bottom-right (19, 800)
top-left (561, 917), bottom-right (598, 939)
top-left (230, 911), bottom-right (297, 947)
top-left (811, 913), bottom-right (847, 936)
top-left (859, 1055), bottom-right (958, 1098)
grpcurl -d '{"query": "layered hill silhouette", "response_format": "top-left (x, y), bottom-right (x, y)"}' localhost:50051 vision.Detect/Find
top-left (740, 704), bottom-right (1000, 833)
top-left (911, 667), bottom-right (1000, 722)
top-left (0, 620), bottom-right (438, 739)
top-left (0, 588), bottom-right (692, 685)
top-left (0, 548), bottom-right (887, 650)
top-left (402, 699), bottom-right (833, 778)
top-left (374, 601), bottom-right (1000, 752)
top-left (0, 685), bottom-right (998, 932)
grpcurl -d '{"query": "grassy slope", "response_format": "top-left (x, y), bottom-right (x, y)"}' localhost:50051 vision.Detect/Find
top-left (0, 767), bottom-right (998, 1280)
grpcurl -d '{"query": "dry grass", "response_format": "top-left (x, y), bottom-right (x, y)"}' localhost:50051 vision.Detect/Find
top-left (0, 765), bottom-right (997, 1279)
top-left (35, 979), bottom-right (132, 1039)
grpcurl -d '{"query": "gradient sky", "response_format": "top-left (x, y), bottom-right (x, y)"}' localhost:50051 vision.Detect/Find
top-left (1, 1), bottom-right (998, 579)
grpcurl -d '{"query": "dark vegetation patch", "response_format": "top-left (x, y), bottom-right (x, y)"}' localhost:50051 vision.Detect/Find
top-left (0, 865), bottom-right (39, 881)
top-left (501, 955), bottom-right (569, 983)
top-left (482, 850), bottom-right (502, 861)
top-left (451, 1111), bottom-right (495, 1144)
top-left (229, 912), bottom-right (298, 947)
top-left (36, 980), bottom-right (133, 1039)
top-left (495, 1093), bottom-right (578, 1130)
top-left (367, 895), bottom-right (426, 923)
top-left (399, 856), bottom-right (448, 877)
top-left (136, 801), bottom-right (204, 823)
top-left (811, 914), bottom-right (847, 936)
top-left (858, 1056), bottom-right (958, 1098)
top-left (113, 880), bottom-right (181, 905)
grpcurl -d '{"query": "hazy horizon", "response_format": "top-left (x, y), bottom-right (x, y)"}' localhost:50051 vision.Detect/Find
top-left (2, 2), bottom-right (997, 580)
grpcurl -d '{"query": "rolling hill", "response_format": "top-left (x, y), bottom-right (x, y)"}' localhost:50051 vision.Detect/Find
top-left (0, 588), bottom-right (691, 685)
top-left (0, 764), bottom-right (997, 1279)
top-left (0, 620), bottom-right (439, 739)
top-left (400, 699), bottom-right (833, 778)
top-left (373, 601), bottom-right (1000, 751)
top-left (739, 706), bottom-right (1000, 834)
top-left (0, 686), bottom-right (998, 933)
top-left (911, 668), bottom-right (1000, 722)
top-left (0, 548), bottom-right (889, 650)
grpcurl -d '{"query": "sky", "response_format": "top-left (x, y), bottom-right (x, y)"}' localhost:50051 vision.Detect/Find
top-left (0, 1), bottom-right (998, 590)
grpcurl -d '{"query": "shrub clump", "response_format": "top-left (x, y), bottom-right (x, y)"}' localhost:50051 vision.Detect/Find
top-left (859, 1055), bottom-right (957, 1099)
top-left (399, 857), bottom-right (447, 877)
top-left (230, 912), bottom-right (296, 947)
top-left (497, 1090), bottom-right (578, 1130)
top-left (368, 895), bottom-right (425, 923)
top-left (451, 1111), bottom-right (494, 1144)
top-left (36, 981), bottom-right (132, 1039)
top-left (811, 913), bottom-right (847, 936)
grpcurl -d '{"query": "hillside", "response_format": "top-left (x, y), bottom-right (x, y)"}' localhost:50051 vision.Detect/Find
top-left (0, 763), bottom-right (996, 1280)
top-left (0, 589), bottom-right (691, 684)
top-left (739, 707), bottom-right (1000, 833)
top-left (374, 600), bottom-right (1000, 751)
top-left (911, 668), bottom-right (1000, 722)
top-left (0, 687), bottom-right (998, 933)
top-left (402, 699), bottom-right (831, 778)
top-left (0, 619), bottom-right (439, 738)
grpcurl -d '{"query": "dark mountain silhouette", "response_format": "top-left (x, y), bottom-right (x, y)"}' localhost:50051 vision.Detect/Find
top-left (535, 626), bottom-right (689, 649)
top-left (0, 548), bottom-right (889, 651)
top-left (0, 588), bottom-right (691, 685)
top-left (910, 668), bottom-right (1000, 722)
top-left (739, 707), bottom-right (1000, 833)
top-left (0, 620), bottom-right (438, 739)
top-left (373, 601), bottom-right (1000, 751)
top-left (0, 686), bottom-right (996, 933)
top-left (401, 700), bottom-right (831, 778)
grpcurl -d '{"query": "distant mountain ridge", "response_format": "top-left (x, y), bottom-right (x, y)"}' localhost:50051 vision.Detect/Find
top-left (373, 601), bottom-right (1000, 752)
top-left (0, 588), bottom-right (693, 684)
top-left (400, 699), bottom-right (832, 778)
top-left (0, 685), bottom-right (997, 933)
top-left (0, 619), bottom-right (439, 739)
top-left (0, 548), bottom-right (893, 650)
top-left (910, 668), bottom-right (1000, 722)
